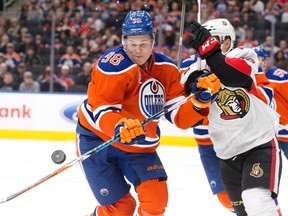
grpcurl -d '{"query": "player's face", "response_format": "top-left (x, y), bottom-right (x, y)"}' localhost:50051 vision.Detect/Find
top-left (213, 36), bottom-right (231, 54)
top-left (259, 57), bottom-right (269, 73)
top-left (125, 35), bottom-right (154, 65)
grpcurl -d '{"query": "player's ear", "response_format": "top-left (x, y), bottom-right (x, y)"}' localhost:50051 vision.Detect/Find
top-left (222, 39), bottom-right (231, 54)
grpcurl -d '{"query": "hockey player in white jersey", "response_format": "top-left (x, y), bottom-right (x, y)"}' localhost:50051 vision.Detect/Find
top-left (179, 19), bottom-right (236, 213)
top-left (182, 18), bottom-right (282, 216)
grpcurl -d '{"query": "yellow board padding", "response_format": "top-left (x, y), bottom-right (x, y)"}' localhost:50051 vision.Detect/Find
top-left (159, 136), bottom-right (197, 146)
top-left (0, 130), bottom-right (197, 146)
top-left (0, 129), bottom-right (75, 140)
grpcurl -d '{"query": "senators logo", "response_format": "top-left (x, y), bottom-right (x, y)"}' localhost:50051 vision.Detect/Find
top-left (250, 163), bottom-right (264, 178)
top-left (216, 88), bottom-right (250, 120)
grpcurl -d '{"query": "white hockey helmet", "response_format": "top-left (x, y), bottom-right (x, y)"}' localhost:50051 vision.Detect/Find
top-left (202, 18), bottom-right (236, 54)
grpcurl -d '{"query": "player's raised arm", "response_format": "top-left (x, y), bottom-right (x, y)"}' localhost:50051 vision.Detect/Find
top-left (183, 20), bottom-right (254, 90)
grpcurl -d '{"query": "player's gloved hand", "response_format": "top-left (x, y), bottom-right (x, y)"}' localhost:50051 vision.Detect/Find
top-left (184, 69), bottom-right (206, 96)
top-left (115, 118), bottom-right (146, 144)
top-left (189, 72), bottom-right (221, 109)
top-left (183, 21), bottom-right (221, 59)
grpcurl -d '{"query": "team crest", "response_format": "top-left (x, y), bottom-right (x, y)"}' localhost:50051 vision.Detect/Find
top-left (216, 88), bottom-right (250, 120)
top-left (139, 79), bottom-right (165, 118)
top-left (210, 180), bottom-right (216, 188)
top-left (222, 20), bottom-right (228, 26)
top-left (100, 188), bottom-right (109, 196)
top-left (250, 163), bottom-right (264, 178)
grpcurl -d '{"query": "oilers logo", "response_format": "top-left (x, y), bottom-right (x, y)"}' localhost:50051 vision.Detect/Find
top-left (100, 188), bottom-right (109, 196)
top-left (139, 79), bottom-right (165, 118)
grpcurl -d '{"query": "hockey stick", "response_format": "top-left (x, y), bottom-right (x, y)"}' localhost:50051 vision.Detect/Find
top-left (197, 0), bottom-right (202, 70)
top-left (197, 0), bottom-right (201, 24)
top-left (0, 95), bottom-right (193, 204)
top-left (177, 0), bottom-right (187, 68)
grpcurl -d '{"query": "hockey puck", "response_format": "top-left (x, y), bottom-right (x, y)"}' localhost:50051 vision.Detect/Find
top-left (51, 150), bottom-right (66, 164)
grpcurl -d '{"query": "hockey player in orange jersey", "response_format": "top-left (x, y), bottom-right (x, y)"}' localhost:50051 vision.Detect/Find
top-left (76, 11), bottom-right (221, 216)
top-left (253, 45), bottom-right (288, 160)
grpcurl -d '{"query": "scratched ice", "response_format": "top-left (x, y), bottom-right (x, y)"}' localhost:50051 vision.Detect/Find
top-left (0, 139), bottom-right (287, 216)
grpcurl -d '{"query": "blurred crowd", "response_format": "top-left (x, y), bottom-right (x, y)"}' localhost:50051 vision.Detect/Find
top-left (0, 0), bottom-right (288, 92)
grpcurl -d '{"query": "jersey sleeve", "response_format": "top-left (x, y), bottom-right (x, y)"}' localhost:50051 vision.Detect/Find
top-left (206, 52), bottom-right (255, 90)
top-left (163, 64), bottom-right (207, 129)
top-left (255, 67), bottom-right (274, 106)
top-left (86, 52), bottom-right (136, 138)
top-left (266, 68), bottom-right (288, 130)
top-left (87, 65), bottom-right (123, 137)
top-left (179, 55), bottom-right (198, 75)
top-left (256, 85), bottom-right (274, 107)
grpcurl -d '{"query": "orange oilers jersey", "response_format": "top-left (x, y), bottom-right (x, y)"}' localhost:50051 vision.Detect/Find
top-left (78, 46), bottom-right (205, 153)
top-left (255, 70), bottom-right (275, 108)
top-left (255, 68), bottom-right (288, 142)
top-left (266, 68), bottom-right (288, 142)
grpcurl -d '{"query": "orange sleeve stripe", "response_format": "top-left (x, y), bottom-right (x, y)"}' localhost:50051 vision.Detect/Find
top-left (195, 138), bottom-right (213, 145)
top-left (277, 137), bottom-right (288, 142)
top-left (256, 87), bottom-right (269, 105)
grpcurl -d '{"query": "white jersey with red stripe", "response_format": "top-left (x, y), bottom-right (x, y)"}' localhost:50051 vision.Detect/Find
top-left (180, 47), bottom-right (279, 159)
top-left (209, 47), bottom-right (279, 159)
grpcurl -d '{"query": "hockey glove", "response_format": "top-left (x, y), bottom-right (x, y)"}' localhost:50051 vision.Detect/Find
top-left (183, 21), bottom-right (221, 59)
top-left (190, 72), bottom-right (221, 109)
top-left (115, 118), bottom-right (146, 144)
top-left (184, 69), bottom-right (206, 95)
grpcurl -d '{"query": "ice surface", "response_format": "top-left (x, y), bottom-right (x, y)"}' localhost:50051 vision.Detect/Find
top-left (0, 139), bottom-right (287, 216)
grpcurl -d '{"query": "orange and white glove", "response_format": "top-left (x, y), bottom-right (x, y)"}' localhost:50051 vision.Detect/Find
top-left (196, 73), bottom-right (221, 94)
top-left (190, 72), bottom-right (221, 109)
top-left (114, 118), bottom-right (145, 144)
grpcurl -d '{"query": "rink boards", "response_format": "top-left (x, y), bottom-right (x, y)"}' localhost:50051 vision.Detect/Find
top-left (0, 92), bottom-right (196, 146)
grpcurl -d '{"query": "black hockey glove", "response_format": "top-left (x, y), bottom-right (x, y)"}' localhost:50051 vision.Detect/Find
top-left (183, 21), bottom-right (221, 59)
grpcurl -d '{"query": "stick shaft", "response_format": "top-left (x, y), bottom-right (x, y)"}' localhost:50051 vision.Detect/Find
top-left (197, 0), bottom-right (201, 23)
top-left (177, 0), bottom-right (187, 67)
top-left (0, 95), bottom-right (191, 203)
top-left (197, 0), bottom-right (202, 70)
